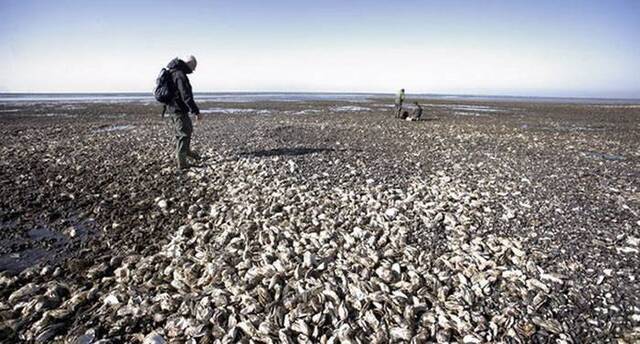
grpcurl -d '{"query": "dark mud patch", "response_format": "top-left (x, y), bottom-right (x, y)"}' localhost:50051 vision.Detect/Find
top-left (241, 147), bottom-right (336, 157)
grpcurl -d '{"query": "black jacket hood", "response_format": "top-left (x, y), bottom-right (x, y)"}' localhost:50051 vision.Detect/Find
top-left (167, 58), bottom-right (193, 74)
top-left (165, 58), bottom-right (199, 115)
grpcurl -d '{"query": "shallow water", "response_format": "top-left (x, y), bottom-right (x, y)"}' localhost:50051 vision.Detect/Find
top-left (28, 227), bottom-right (67, 241)
top-left (452, 111), bottom-right (490, 117)
top-left (98, 114), bottom-right (128, 119)
top-left (330, 105), bottom-right (371, 112)
top-left (0, 220), bottom-right (96, 273)
top-left (583, 151), bottom-right (625, 161)
top-left (448, 105), bottom-right (507, 112)
top-left (5, 112), bottom-right (78, 118)
top-left (201, 108), bottom-right (262, 114)
top-left (0, 248), bottom-right (52, 273)
top-left (3, 92), bottom-right (637, 104)
top-left (0, 227), bottom-right (67, 273)
top-left (287, 109), bottom-right (322, 115)
top-left (93, 124), bottom-right (135, 133)
top-left (0, 92), bottom-right (377, 104)
top-left (530, 125), bottom-right (608, 132)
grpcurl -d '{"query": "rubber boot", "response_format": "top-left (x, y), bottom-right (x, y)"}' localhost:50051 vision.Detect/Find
top-left (187, 151), bottom-right (201, 161)
top-left (176, 136), bottom-right (190, 170)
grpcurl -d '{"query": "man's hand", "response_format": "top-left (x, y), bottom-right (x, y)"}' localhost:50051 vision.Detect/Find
top-left (195, 113), bottom-right (202, 122)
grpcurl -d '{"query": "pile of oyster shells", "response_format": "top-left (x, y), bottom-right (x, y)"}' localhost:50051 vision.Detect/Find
top-left (2, 151), bottom-right (581, 342)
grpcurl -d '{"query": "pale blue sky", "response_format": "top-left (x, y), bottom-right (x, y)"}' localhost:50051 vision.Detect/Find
top-left (0, 0), bottom-right (639, 97)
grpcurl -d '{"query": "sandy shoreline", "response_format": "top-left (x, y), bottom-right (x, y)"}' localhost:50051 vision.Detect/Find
top-left (0, 99), bottom-right (639, 342)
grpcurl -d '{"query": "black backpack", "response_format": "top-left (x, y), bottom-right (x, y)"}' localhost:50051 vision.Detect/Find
top-left (154, 68), bottom-right (174, 105)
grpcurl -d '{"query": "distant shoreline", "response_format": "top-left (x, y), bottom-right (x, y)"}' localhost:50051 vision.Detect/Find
top-left (1, 92), bottom-right (639, 104)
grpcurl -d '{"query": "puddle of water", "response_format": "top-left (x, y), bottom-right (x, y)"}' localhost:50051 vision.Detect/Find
top-left (0, 219), bottom-right (96, 273)
top-left (201, 108), bottom-right (261, 114)
top-left (330, 106), bottom-right (371, 112)
top-left (28, 227), bottom-right (67, 241)
top-left (93, 124), bottom-right (135, 133)
top-left (287, 109), bottom-right (322, 115)
top-left (449, 105), bottom-right (505, 112)
top-left (567, 126), bottom-right (606, 132)
top-left (59, 104), bottom-right (87, 110)
top-left (0, 248), bottom-right (51, 273)
top-left (583, 151), bottom-right (625, 161)
top-left (0, 227), bottom-right (68, 273)
top-left (98, 114), bottom-right (127, 119)
top-left (422, 104), bottom-right (510, 113)
top-left (0, 219), bottom-right (18, 230)
top-left (596, 105), bottom-right (640, 108)
top-left (452, 111), bottom-right (489, 117)
top-left (19, 113), bottom-right (78, 118)
top-left (525, 124), bottom-right (607, 132)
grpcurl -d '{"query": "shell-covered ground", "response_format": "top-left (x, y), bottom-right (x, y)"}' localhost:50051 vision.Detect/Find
top-left (0, 99), bottom-right (639, 343)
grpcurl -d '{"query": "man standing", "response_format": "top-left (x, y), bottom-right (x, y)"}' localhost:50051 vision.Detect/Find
top-left (166, 55), bottom-right (201, 170)
top-left (395, 88), bottom-right (405, 118)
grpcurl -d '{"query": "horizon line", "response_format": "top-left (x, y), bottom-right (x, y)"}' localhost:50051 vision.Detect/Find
top-left (1, 91), bottom-right (640, 101)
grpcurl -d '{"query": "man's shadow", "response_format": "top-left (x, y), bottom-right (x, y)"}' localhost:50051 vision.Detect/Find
top-left (240, 147), bottom-right (336, 157)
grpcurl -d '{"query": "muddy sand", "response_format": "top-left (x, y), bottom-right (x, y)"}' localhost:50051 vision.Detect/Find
top-left (0, 98), bottom-right (639, 342)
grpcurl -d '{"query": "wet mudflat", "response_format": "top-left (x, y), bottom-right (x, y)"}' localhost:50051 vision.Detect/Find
top-left (0, 98), bottom-right (639, 343)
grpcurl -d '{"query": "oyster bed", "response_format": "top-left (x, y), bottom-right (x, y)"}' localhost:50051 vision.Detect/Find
top-left (0, 99), bottom-right (639, 343)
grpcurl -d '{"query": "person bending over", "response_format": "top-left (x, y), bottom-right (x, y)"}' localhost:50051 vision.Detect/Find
top-left (166, 55), bottom-right (201, 170)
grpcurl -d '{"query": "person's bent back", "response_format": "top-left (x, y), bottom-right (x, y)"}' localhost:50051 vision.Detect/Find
top-left (167, 58), bottom-right (200, 116)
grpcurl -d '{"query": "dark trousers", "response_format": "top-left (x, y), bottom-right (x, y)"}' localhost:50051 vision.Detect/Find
top-left (171, 112), bottom-right (193, 168)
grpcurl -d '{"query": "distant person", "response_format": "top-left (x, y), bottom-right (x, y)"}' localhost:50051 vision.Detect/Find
top-left (165, 55), bottom-right (201, 170)
top-left (395, 88), bottom-right (405, 118)
top-left (413, 102), bottom-right (423, 120)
